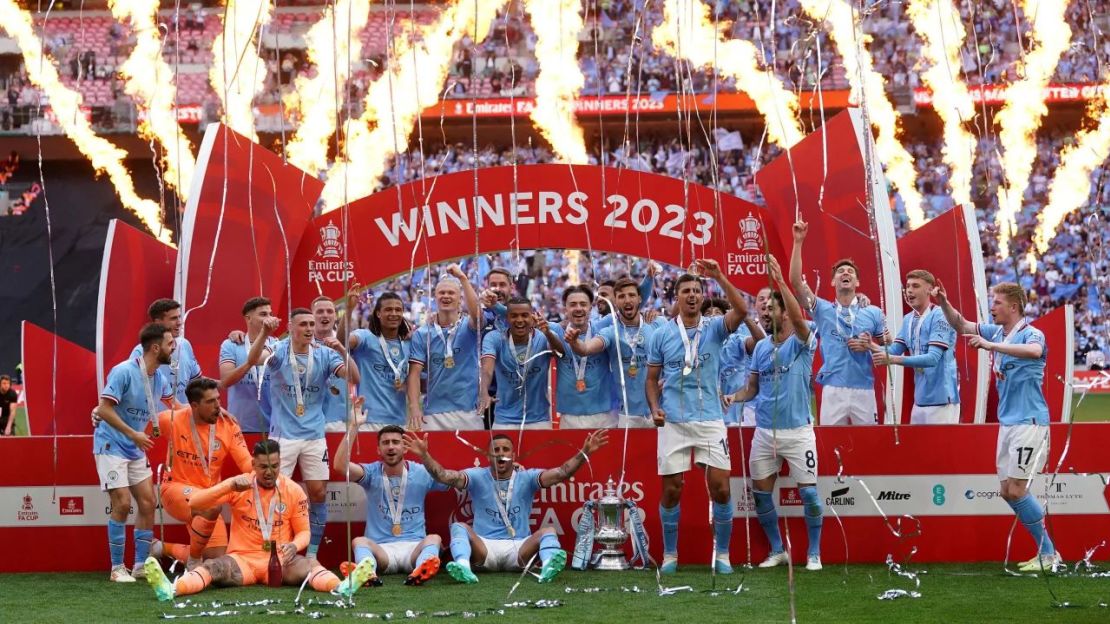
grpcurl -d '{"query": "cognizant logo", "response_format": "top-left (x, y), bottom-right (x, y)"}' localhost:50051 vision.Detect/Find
top-left (965, 489), bottom-right (1001, 500)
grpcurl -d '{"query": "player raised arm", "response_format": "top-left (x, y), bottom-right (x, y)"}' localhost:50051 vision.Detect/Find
top-left (564, 325), bottom-right (607, 356)
top-left (932, 279), bottom-right (977, 336)
top-left (731, 371), bottom-right (760, 404)
top-left (539, 429), bottom-right (609, 487)
top-left (188, 473), bottom-right (252, 513)
top-left (535, 312), bottom-right (565, 357)
top-left (789, 220), bottom-right (816, 309)
top-left (769, 255), bottom-right (810, 342)
top-left (220, 316), bottom-right (279, 389)
top-left (332, 397), bottom-right (367, 481)
top-left (695, 258), bottom-right (752, 334)
top-left (967, 333), bottom-right (1043, 359)
top-left (403, 432), bottom-right (469, 489)
top-left (447, 264), bottom-right (481, 330)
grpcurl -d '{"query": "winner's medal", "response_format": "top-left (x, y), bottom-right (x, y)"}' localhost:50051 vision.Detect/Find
top-left (393, 377), bottom-right (403, 391)
top-left (576, 379), bottom-right (586, 392)
top-left (296, 404), bottom-right (305, 416)
top-left (384, 465), bottom-right (409, 540)
top-left (444, 356), bottom-right (455, 369)
top-left (628, 364), bottom-right (638, 377)
top-left (263, 541), bottom-right (271, 551)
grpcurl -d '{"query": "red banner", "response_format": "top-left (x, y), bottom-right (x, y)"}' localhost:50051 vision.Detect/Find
top-left (755, 109), bottom-right (903, 421)
top-left (20, 321), bottom-right (96, 435)
top-left (896, 204), bottom-right (989, 423)
top-left (96, 219), bottom-right (177, 389)
top-left (290, 164), bottom-right (785, 305)
top-left (177, 124), bottom-right (324, 376)
top-left (1, 427), bottom-right (1107, 572)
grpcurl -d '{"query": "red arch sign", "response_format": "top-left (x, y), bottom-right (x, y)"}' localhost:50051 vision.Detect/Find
top-left (291, 164), bottom-right (785, 303)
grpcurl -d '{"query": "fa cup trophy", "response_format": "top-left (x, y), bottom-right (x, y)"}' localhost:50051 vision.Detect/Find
top-left (572, 478), bottom-right (652, 571)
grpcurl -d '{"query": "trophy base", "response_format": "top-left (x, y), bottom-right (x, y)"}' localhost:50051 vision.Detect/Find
top-left (594, 554), bottom-right (631, 571)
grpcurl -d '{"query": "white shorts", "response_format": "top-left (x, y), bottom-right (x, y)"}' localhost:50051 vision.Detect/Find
top-left (657, 420), bottom-right (731, 475)
top-left (477, 536), bottom-right (527, 571)
top-left (491, 421), bottom-right (552, 430)
top-left (424, 411), bottom-right (485, 431)
top-left (996, 424), bottom-right (1050, 482)
top-left (378, 540), bottom-right (420, 574)
top-left (559, 412), bottom-right (618, 429)
top-left (617, 414), bottom-right (655, 429)
top-left (272, 437), bottom-right (330, 481)
top-left (96, 454), bottom-right (152, 491)
top-left (819, 386), bottom-right (877, 425)
top-left (910, 404), bottom-right (960, 425)
top-left (749, 426), bottom-right (818, 484)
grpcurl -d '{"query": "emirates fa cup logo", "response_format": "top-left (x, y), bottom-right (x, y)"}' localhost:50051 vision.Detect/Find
top-left (317, 221), bottom-right (344, 259)
top-left (737, 212), bottom-right (762, 251)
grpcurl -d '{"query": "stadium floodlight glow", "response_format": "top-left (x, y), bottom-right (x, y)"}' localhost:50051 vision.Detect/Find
top-left (209, 0), bottom-right (274, 142)
top-left (906, 0), bottom-right (976, 207)
top-left (285, 0), bottom-right (374, 176)
top-left (319, 0), bottom-right (511, 213)
top-left (651, 0), bottom-right (803, 149)
top-left (993, 0), bottom-right (1072, 259)
top-left (798, 0), bottom-right (926, 228)
top-left (525, 0), bottom-right (589, 164)
top-left (0, 0), bottom-right (171, 244)
top-left (108, 0), bottom-right (198, 203)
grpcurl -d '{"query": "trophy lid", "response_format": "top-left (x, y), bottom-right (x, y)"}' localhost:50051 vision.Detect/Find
top-left (599, 477), bottom-right (622, 505)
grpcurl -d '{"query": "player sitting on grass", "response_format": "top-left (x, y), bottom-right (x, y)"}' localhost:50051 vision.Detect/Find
top-left (332, 399), bottom-right (449, 586)
top-left (404, 429), bottom-right (609, 584)
top-left (143, 439), bottom-right (375, 601)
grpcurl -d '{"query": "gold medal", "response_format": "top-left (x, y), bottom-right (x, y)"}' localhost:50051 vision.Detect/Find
top-left (392, 523), bottom-right (402, 536)
top-left (507, 527), bottom-right (515, 538)
top-left (575, 379), bottom-right (586, 392)
top-left (263, 541), bottom-right (271, 551)
top-left (393, 378), bottom-right (403, 391)
top-left (444, 356), bottom-right (455, 369)
top-left (628, 365), bottom-right (638, 377)
top-left (296, 404), bottom-right (305, 416)
top-left (682, 365), bottom-right (693, 376)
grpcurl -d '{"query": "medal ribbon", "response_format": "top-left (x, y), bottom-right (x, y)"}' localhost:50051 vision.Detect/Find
top-left (253, 477), bottom-right (281, 544)
top-left (991, 320), bottom-right (1027, 377)
top-left (835, 297), bottom-right (858, 338)
top-left (508, 330), bottom-right (536, 389)
top-left (383, 463), bottom-right (409, 532)
top-left (490, 468), bottom-right (517, 536)
top-left (136, 358), bottom-right (159, 426)
top-left (377, 334), bottom-right (406, 388)
top-left (187, 413), bottom-right (218, 476)
top-left (676, 317), bottom-right (704, 374)
top-left (289, 344), bottom-right (313, 412)
top-left (570, 324), bottom-right (592, 384)
top-left (618, 314), bottom-right (644, 371)
top-left (433, 318), bottom-right (461, 365)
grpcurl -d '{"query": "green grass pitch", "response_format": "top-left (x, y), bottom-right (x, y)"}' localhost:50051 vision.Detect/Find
top-left (3, 564), bottom-right (1108, 623)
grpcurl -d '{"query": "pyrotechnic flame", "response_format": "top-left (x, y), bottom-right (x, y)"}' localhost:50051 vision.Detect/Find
top-left (1028, 85), bottom-right (1110, 271)
top-left (210, 0), bottom-right (274, 142)
top-left (109, 0), bottom-right (197, 202)
top-left (524, 0), bottom-right (587, 164)
top-left (0, 0), bottom-right (170, 244)
top-left (907, 0), bottom-right (976, 206)
top-left (994, 0), bottom-right (1071, 259)
top-left (652, 0), bottom-right (803, 148)
top-left (285, 0), bottom-right (373, 176)
top-left (799, 0), bottom-right (926, 227)
top-left (320, 0), bottom-right (510, 211)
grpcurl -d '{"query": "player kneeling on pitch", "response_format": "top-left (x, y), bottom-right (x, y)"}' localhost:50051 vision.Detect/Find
top-left (143, 439), bottom-right (374, 601)
top-left (332, 398), bottom-right (448, 586)
top-left (405, 430), bottom-right (608, 584)
top-left (731, 257), bottom-right (824, 571)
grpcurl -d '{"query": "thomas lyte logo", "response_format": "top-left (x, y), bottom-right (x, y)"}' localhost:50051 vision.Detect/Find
top-left (727, 212), bottom-right (768, 277)
top-left (309, 221), bottom-right (355, 283)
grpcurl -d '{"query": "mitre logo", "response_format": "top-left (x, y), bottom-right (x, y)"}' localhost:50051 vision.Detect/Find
top-left (737, 212), bottom-right (762, 251)
top-left (317, 221), bottom-right (343, 259)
